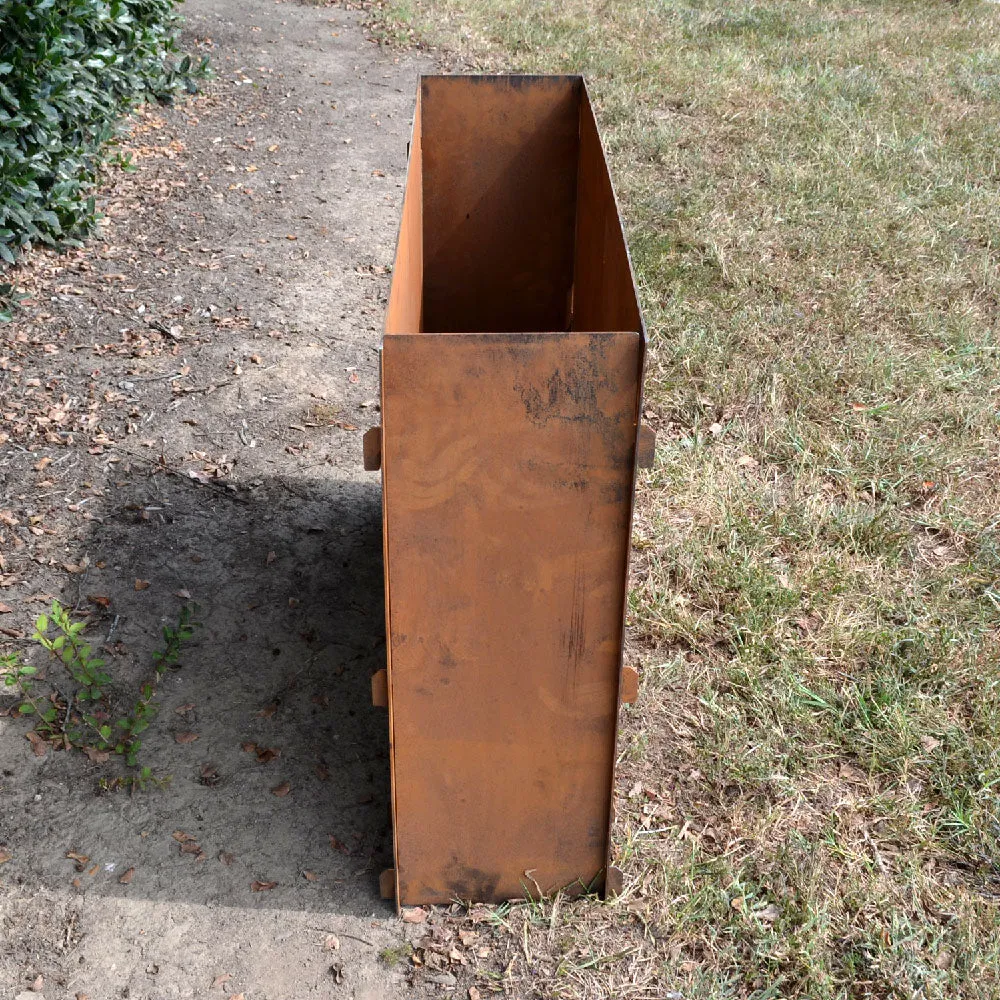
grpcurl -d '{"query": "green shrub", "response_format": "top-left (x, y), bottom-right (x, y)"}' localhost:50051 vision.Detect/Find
top-left (0, 0), bottom-right (205, 301)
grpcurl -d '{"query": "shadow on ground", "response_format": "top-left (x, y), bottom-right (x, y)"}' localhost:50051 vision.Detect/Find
top-left (2, 465), bottom-right (392, 918)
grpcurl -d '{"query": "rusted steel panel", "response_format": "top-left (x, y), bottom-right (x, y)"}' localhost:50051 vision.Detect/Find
top-left (377, 75), bottom-right (648, 907)
top-left (571, 92), bottom-right (643, 335)
top-left (385, 91), bottom-right (423, 335)
top-left (383, 332), bottom-right (641, 904)
top-left (420, 76), bottom-right (581, 334)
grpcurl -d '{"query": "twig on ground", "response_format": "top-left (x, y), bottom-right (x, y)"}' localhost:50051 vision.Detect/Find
top-left (117, 449), bottom-right (250, 505)
top-left (308, 928), bottom-right (375, 947)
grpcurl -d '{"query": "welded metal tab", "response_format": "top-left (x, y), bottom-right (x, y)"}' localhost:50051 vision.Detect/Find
top-left (363, 426), bottom-right (382, 471)
top-left (379, 868), bottom-right (396, 900)
top-left (371, 668), bottom-right (388, 708)
top-left (378, 75), bottom-right (646, 907)
top-left (620, 666), bottom-right (640, 705)
top-left (636, 424), bottom-right (656, 469)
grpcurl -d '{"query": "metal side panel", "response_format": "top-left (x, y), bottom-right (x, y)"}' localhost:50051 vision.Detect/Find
top-left (381, 330), bottom-right (641, 905)
top-left (419, 75), bottom-right (582, 335)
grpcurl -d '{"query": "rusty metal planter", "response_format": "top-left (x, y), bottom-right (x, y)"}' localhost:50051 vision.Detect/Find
top-left (371, 75), bottom-right (649, 907)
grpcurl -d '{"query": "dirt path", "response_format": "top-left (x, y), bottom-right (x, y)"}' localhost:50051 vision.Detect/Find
top-left (0, 1), bottom-right (442, 997)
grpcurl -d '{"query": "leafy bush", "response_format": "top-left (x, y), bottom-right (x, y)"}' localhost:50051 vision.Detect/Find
top-left (0, 0), bottom-right (204, 284)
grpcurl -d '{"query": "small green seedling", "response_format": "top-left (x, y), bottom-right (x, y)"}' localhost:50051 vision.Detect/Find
top-left (2, 600), bottom-right (199, 780)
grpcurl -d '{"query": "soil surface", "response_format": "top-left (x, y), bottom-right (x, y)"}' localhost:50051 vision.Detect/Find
top-left (0, 1), bottom-right (455, 997)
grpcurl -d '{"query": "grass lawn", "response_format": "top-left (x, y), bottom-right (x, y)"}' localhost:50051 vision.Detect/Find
top-left (366, 2), bottom-right (1000, 996)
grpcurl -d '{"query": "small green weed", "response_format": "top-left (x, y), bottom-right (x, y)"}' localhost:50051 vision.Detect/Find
top-left (378, 942), bottom-right (413, 967)
top-left (2, 600), bottom-right (198, 779)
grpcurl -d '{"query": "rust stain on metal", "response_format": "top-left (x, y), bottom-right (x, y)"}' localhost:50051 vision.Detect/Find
top-left (378, 75), bottom-right (646, 907)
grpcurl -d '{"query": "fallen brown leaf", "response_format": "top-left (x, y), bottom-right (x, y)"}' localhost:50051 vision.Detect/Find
top-left (211, 973), bottom-right (231, 989)
top-left (401, 906), bottom-right (427, 924)
top-left (329, 835), bottom-right (350, 855)
top-left (839, 762), bottom-right (867, 783)
top-left (84, 746), bottom-right (110, 764)
top-left (425, 972), bottom-right (457, 987)
top-left (25, 731), bottom-right (48, 757)
top-left (180, 841), bottom-right (202, 855)
top-left (256, 746), bottom-right (280, 763)
top-left (0, 602), bottom-right (12, 613)
top-left (0, 847), bottom-right (11, 865)
top-left (219, 851), bottom-right (235, 866)
top-left (303, 869), bottom-right (318, 881)
top-left (174, 731), bottom-right (199, 744)
top-left (251, 880), bottom-right (277, 892)
top-left (172, 830), bottom-right (194, 843)
top-left (199, 763), bottom-right (220, 786)
top-left (257, 702), bottom-right (278, 718)
top-left (241, 741), bottom-right (257, 753)
top-left (174, 703), bottom-right (196, 715)
top-left (119, 867), bottom-right (135, 884)
top-left (134, 579), bottom-right (151, 591)
top-left (87, 595), bottom-right (111, 609)
top-left (271, 781), bottom-right (291, 797)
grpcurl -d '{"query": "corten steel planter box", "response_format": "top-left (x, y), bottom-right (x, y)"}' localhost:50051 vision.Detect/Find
top-left (370, 75), bottom-right (651, 907)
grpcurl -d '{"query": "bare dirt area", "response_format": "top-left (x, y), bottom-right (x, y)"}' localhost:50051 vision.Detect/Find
top-left (0, 1), bottom-right (481, 997)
